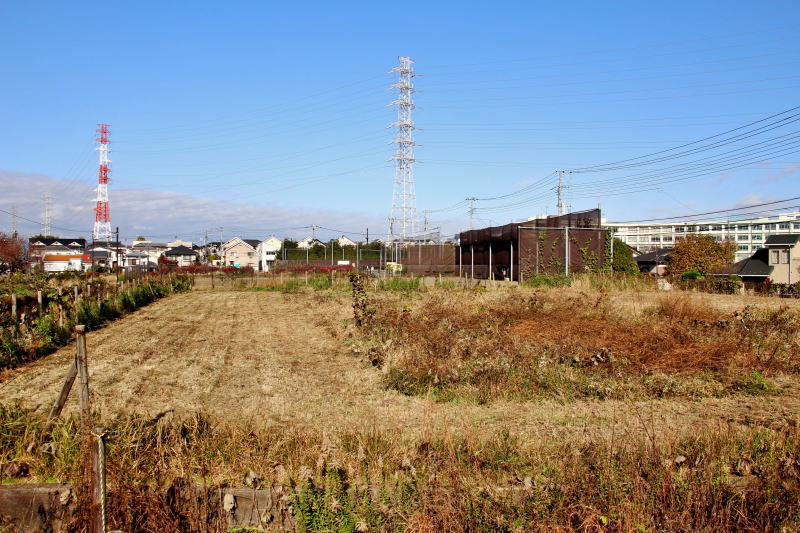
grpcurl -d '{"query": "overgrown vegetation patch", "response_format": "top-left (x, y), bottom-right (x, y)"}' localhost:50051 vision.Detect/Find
top-left (354, 288), bottom-right (800, 403)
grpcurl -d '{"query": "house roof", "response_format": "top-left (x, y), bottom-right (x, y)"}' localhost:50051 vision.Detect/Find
top-left (739, 248), bottom-right (772, 277)
top-left (715, 248), bottom-right (771, 277)
top-left (86, 250), bottom-right (110, 259)
top-left (243, 239), bottom-right (261, 249)
top-left (133, 242), bottom-right (168, 248)
top-left (635, 247), bottom-right (672, 264)
top-left (164, 245), bottom-right (198, 256)
top-left (765, 234), bottom-right (800, 246)
top-left (125, 251), bottom-right (148, 258)
top-left (29, 238), bottom-right (86, 247)
top-left (43, 254), bottom-right (83, 262)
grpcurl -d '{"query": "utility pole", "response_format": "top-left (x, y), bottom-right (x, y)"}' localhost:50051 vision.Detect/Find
top-left (423, 210), bottom-right (430, 232)
top-left (387, 56), bottom-right (418, 244)
top-left (556, 170), bottom-right (572, 216)
top-left (466, 197), bottom-right (478, 230)
top-left (219, 227), bottom-right (224, 267)
top-left (115, 227), bottom-right (120, 281)
top-left (556, 170), bottom-right (565, 216)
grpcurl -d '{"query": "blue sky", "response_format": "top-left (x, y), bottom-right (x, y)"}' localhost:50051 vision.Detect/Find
top-left (1, 1), bottom-right (799, 242)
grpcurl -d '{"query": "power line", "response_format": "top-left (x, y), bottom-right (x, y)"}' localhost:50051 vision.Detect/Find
top-left (570, 105), bottom-right (800, 172)
top-left (609, 196), bottom-right (800, 223)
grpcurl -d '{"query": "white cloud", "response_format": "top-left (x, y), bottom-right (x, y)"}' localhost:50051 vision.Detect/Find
top-left (0, 170), bottom-right (387, 242)
top-left (753, 163), bottom-right (800, 185)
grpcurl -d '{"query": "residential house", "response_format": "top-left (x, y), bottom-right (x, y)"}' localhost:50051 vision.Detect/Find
top-left (256, 239), bottom-right (279, 272)
top-left (297, 237), bottom-right (325, 249)
top-left (764, 234), bottom-right (800, 284)
top-left (163, 245), bottom-right (198, 267)
top-left (28, 237), bottom-right (86, 268)
top-left (714, 248), bottom-right (771, 283)
top-left (42, 254), bottom-right (84, 272)
top-left (196, 241), bottom-right (222, 266)
top-left (131, 241), bottom-right (169, 266)
top-left (337, 235), bottom-right (357, 247)
top-left (221, 237), bottom-right (260, 268)
top-left (635, 247), bottom-right (672, 276)
top-left (167, 239), bottom-right (193, 249)
top-left (263, 235), bottom-right (282, 249)
top-left (123, 250), bottom-right (150, 270)
top-left (85, 242), bottom-right (124, 270)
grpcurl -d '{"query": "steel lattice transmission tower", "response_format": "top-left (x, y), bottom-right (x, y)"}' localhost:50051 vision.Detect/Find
top-left (42, 194), bottom-right (52, 236)
top-left (387, 56), bottom-right (418, 243)
top-left (93, 124), bottom-right (112, 242)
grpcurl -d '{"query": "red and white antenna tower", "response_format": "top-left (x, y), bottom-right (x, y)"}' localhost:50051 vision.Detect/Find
top-left (93, 123), bottom-right (112, 242)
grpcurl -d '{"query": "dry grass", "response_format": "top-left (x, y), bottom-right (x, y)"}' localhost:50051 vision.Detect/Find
top-left (2, 404), bottom-right (800, 532)
top-left (362, 287), bottom-right (800, 403)
top-left (1, 283), bottom-right (800, 531)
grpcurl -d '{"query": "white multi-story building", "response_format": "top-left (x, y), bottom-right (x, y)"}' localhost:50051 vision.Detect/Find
top-left (609, 211), bottom-right (800, 261)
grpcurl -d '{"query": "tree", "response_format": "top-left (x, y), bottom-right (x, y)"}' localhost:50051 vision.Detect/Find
top-left (0, 232), bottom-right (28, 273)
top-left (135, 236), bottom-right (147, 241)
top-left (666, 235), bottom-right (734, 277)
top-left (611, 238), bottom-right (639, 274)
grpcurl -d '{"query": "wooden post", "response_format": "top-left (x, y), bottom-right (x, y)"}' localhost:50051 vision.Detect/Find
top-left (74, 285), bottom-right (80, 303)
top-left (10, 294), bottom-right (17, 321)
top-left (75, 325), bottom-right (91, 429)
top-left (46, 361), bottom-right (77, 426)
top-left (90, 426), bottom-right (108, 533)
top-left (37, 290), bottom-right (43, 314)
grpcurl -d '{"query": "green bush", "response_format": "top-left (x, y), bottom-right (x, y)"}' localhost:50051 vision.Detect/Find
top-left (680, 269), bottom-right (704, 281)
top-left (522, 274), bottom-right (572, 288)
top-left (710, 275), bottom-right (742, 295)
top-left (377, 276), bottom-right (421, 292)
top-left (307, 275), bottom-right (333, 291)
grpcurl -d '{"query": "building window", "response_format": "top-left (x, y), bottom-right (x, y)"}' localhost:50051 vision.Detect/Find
top-left (779, 223), bottom-right (790, 229)
top-left (751, 224), bottom-right (762, 230)
top-left (674, 226), bottom-right (685, 233)
top-left (752, 234), bottom-right (763, 241)
top-left (782, 250), bottom-right (790, 264)
top-left (663, 236), bottom-right (673, 242)
top-left (794, 223), bottom-right (800, 230)
top-left (771, 250), bottom-right (780, 264)
top-left (687, 226), bottom-right (697, 232)
top-left (737, 235), bottom-right (749, 241)
top-left (739, 245), bottom-right (750, 251)
top-left (738, 225), bottom-right (749, 231)
top-left (231, 252), bottom-right (238, 257)
top-left (766, 223), bottom-right (776, 230)
top-left (698, 225), bottom-right (710, 231)
top-left (651, 236), bottom-right (661, 242)
top-left (247, 252), bottom-right (254, 257)
top-left (711, 225), bottom-right (723, 231)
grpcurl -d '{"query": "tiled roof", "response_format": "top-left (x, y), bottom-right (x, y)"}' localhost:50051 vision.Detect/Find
top-left (43, 254), bottom-right (83, 262)
top-left (635, 247), bottom-right (672, 264)
top-left (764, 234), bottom-right (800, 246)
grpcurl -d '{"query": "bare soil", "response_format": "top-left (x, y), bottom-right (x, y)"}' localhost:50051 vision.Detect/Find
top-left (1, 289), bottom-right (798, 444)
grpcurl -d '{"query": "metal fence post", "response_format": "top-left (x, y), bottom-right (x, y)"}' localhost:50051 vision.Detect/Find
top-left (510, 241), bottom-right (514, 282)
top-left (471, 245), bottom-right (474, 279)
top-left (564, 227), bottom-right (569, 276)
